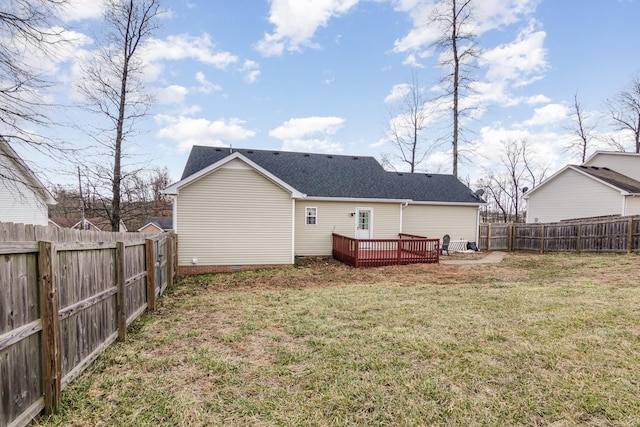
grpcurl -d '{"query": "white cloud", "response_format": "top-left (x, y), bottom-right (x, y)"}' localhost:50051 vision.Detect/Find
top-left (157, 85), bottom-right (188, 104)
top-left (480, 20), bottom-right (548, 86)
top-left (58, 0), bottom-right (106, 22)
top-left (523, 103), bottom-right (569, 127)
top-left (384, 83), bottom-right (411, 103)
top-left (195, 72), bottom-right (221, 93)
top-left (155, 115), bottom-right (256, 152)
top-left (269, 116), bottom-right (345, 152)
top-left (143, 34), bottom-right (238, 81)
top-left (239, 60), bottom-right (261, 84)
top-left (255, 0), bottom-right (360, 56)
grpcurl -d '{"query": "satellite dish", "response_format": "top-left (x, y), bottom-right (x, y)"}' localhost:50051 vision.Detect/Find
top-left (522, 186), bottom-right (529, 194)
top-left (475, 189), bottom-right (485, 197)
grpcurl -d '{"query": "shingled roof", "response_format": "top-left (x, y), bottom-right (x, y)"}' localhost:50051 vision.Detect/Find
top-left (575, 165), bottom-right (640, 193)
top-left (179, 146), bottom-right (484, 204)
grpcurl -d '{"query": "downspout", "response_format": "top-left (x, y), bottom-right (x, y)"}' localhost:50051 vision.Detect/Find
top-left (291, 197), bottom-right (296, 264)
top-left (476, 205), bottom-right (480, 244)
top-left (172, 194), bottom-right (178, 234)
top-left (400, 201), bottom-right (409, 234)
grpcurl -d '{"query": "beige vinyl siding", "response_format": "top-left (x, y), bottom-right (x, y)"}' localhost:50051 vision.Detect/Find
top-left (402, 205), bottom-right (478, 241)
top-left (177, 164), bottom-right (292, 266)
top-left (584, 153), bottom-right (640, 181)
top-left (625, 196), bottom-right (640, 216)
top-left (294, 201), bottom-right (402, 256)
top-left (0, 155), bottom-right (49, 226)
top-left (526, 169), bottom-right (623, 223)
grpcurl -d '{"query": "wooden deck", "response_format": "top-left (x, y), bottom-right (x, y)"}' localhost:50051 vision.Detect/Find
top-left (332, 233), bottom-right (440, 268)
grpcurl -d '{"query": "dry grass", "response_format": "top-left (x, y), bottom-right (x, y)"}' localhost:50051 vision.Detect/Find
top-left (34, 252), bottom-right (640, 426)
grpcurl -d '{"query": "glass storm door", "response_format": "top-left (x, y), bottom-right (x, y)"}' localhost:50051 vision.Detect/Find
top-left (355, 208), bottom-right (372, 239)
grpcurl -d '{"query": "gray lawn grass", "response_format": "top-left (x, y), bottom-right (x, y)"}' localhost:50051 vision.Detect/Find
top-left (34, 253), bottom-right (640, 426)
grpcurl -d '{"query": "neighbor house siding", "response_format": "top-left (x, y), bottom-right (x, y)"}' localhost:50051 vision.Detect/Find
top-left (526, 169), bottom-right (623, 223)
top-left (625, 196), bottom-right (640, 216)
top-left (177, 162), bottom-right (293, 266)
top-left (294, 201), bottom-right (402, 256)
top-left (402, 204), bottom-right (478, 242)
top-left (0, 155), bottom-right (49, 226)
top-left (584, 153), bottom-right (640, 181)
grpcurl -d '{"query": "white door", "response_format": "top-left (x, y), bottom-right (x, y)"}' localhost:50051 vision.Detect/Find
top-left (355, 208), bottom-right (372, 239)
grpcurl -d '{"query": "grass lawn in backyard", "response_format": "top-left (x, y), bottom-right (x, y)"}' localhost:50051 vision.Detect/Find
top-left (34, 252), bottom-right (640, 426)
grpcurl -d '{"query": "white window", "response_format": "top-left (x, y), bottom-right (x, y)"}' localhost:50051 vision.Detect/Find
top-left (305, 207), bottom-right (317, 225)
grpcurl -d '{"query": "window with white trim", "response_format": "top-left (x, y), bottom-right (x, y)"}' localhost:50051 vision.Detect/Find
top-left (305, 207), bottom-right (317, 225)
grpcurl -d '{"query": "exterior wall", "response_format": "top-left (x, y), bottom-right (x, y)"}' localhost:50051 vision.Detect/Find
top-left (526, 168), bottom-right (623, 223)
top-left (0, 155), bottom-right (49, 226)
top-left (402, 204), bottom-right (479, 242)
top-left (625, 196), bottom-right (640, 216)
top-left (584, 153), bottom-right (640, 181)
top-left (138, 223), bottom-right (162, 234)
top-left (176, 160), bottom-right (293, 266)
top-left (294, 201), bottom-right (402, 256)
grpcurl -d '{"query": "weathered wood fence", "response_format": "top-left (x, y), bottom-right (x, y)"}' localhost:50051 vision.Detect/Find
top-left (479, 215), bottom-right (640, 253)
top-left (0, 222), bottom-right (177, 427)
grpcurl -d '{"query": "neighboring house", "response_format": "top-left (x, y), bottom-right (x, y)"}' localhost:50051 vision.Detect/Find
top-left (138, 216), bottom-right (173, 234)
top-left (525, 151), bottom-right (640, 223)
top-left (0, 139), bottom-right (56, 226)
top-left (164, 147), bottom-right (485, 273)
top-left (48, 216), bottom-right (128, 232)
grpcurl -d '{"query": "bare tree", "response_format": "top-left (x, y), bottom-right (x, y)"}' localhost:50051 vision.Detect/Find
top-left (381, 72), bottom-right (439, 172)
top-left (430, 0), bottom-right (479, 178)
top-left (605, 73), bottom-right (640, 153)
top-left (566, 91), bottom-right (596, 163)
top-left (477, 138), bottom-right (548, 223)
top-left (77, 0), bottom-right (161, 231)
top-left (1, 0), bottom-right (68, 189)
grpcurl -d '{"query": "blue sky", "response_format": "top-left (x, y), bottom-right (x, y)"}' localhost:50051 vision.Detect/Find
top-left (20, 0), bottom-right (640, 185)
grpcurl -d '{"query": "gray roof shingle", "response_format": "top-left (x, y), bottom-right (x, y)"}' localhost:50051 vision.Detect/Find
top-left (181, 146), bottom-right (484, 204)
top-left (575, 165), bottom-right (640, 193)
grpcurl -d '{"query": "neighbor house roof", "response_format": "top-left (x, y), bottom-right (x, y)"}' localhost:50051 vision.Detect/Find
top-left (525, 164), bottom-right (640, 198)
top-left (49, 216), bottom-right (128, 232)
top-left (575, 165), bottom-right (640, 193)
top-left (139, 216), bottom-right (173, 231)
top-left (175, 146), bottom-right (484, 204)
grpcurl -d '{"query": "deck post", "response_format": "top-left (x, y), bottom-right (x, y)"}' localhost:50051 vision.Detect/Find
top-left (397, 239), bottom-right (402, 264)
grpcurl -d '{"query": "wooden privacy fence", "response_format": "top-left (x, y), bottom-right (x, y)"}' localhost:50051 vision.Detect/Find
top-left (479, 215), bottom-right (640, 253)
top-left (0, 222), bottom-right (177, 427)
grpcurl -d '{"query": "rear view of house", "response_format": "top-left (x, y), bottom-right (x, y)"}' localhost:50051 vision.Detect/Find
top-left (164, 147), bottom-right (485, 273)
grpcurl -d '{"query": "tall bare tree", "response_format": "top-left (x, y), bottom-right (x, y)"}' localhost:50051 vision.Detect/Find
top-left (430, 0), bottom-right (479, 178)
top-left (381, 72), bottom-right (439, 172)
top-left (1, 0), bottom-right (67, 185)
top-left (566, 92), bottom-right (596, 163)
top-left (77, 0), bottom-right (161, 231)
top-left (605, 73), bottom-right (640, 153)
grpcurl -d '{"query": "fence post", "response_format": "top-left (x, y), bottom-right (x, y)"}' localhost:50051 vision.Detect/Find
top-left (627, 217), bottom-right (634, 254)
top-left (487, 224), bottom-right (492, 251)
top-left (39, 241), bottom-right (61, 414)
top-left (116, 241), bottom-right (127, 342)
top-left (508, 223), bottom-right (514, 252)
top-left (145, 238), bottom-right (157, 311)
top-left (576, 223), bottom-right (582, 253)
top-left (540, 225), bottom-right (545, 254)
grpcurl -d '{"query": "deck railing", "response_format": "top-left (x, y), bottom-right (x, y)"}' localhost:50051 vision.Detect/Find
top-left (332, 233), bottom-right (440, 268)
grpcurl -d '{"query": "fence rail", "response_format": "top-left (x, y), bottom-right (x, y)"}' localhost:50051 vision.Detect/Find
top-left (0, 222), bottom-right (177, 427)
top-left (479, 215), bottom-right (640, 253)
